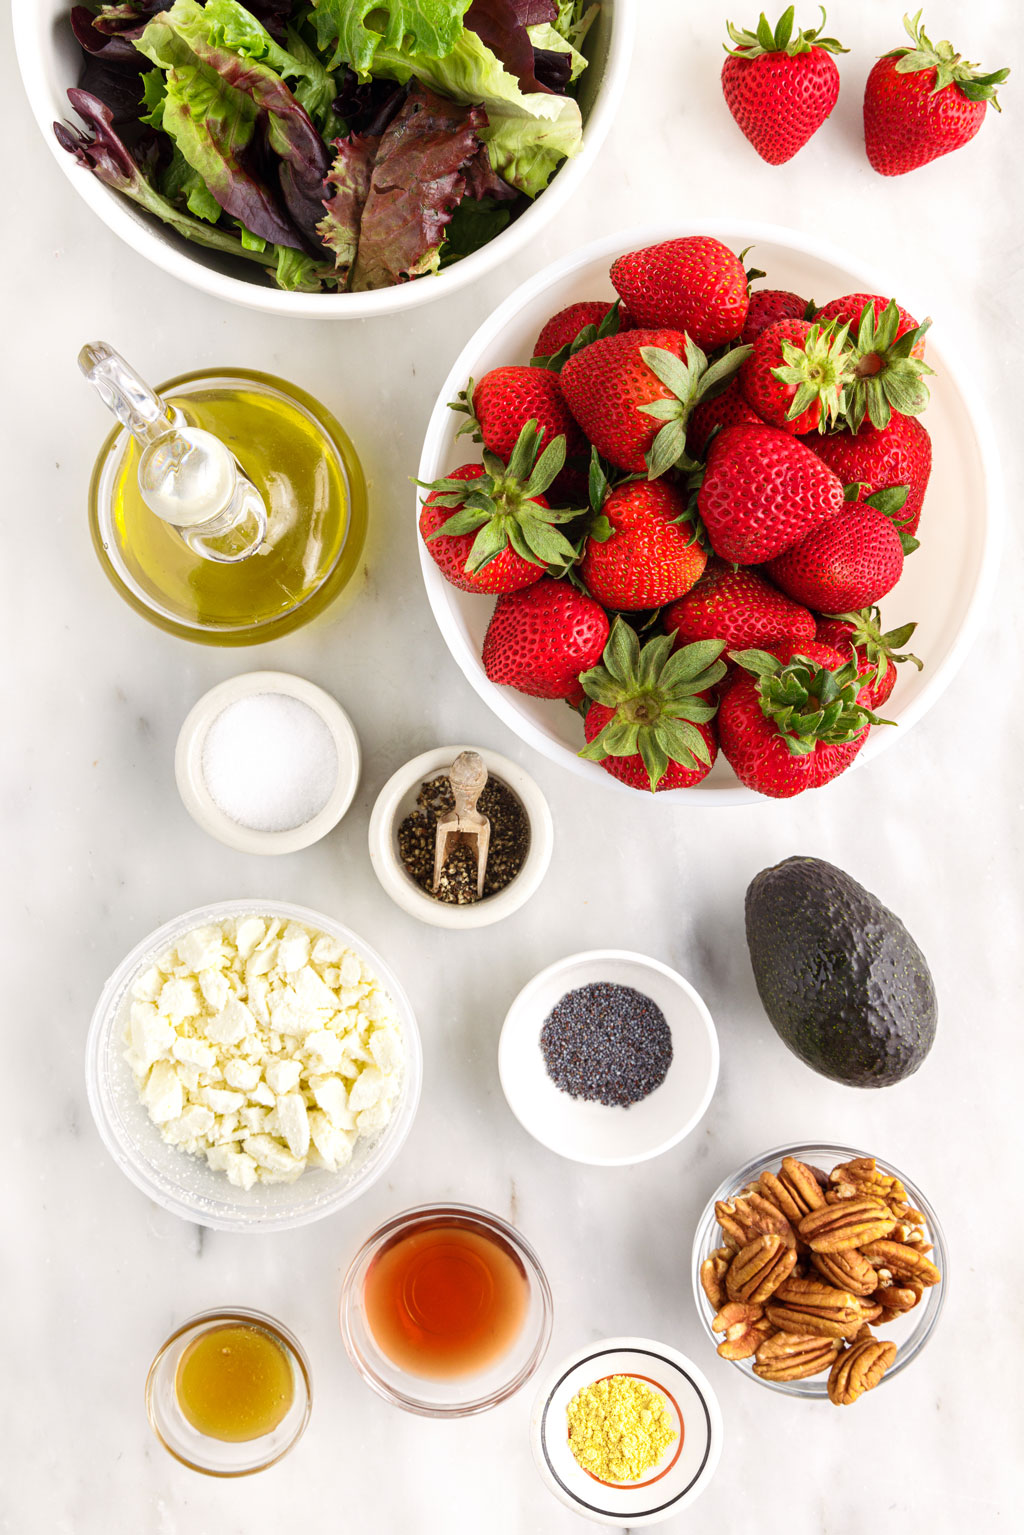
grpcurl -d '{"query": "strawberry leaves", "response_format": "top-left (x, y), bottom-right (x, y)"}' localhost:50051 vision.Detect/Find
top-left (888, 9), bottom-right (1009, 108)
top-left (844, 299), bottom-right (934, 431)
top-left (419, 419), bottom-right (582, 574)
top-left (771, 319), bottom-right (852, 430)
top-left (579, 617), bottom-right (726, 790)
top-left (639, 339), bottom-right (752, 480)
top-left (731, 647), bottom-right (892, 756)
top-left (826, 605), bottom-right (923, 693)
top-left (725, 5), bottom-right (847, 59)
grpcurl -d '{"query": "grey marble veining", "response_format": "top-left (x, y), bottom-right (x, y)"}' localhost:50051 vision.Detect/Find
top-left (4, 2), bottom-right (1023, 1530)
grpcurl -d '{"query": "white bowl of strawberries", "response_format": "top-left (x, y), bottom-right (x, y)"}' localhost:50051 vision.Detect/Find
top-left (416, 223), bottom-right (1000, 803)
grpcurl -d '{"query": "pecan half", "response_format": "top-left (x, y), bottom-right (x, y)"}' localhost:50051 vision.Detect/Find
top-left (758, 1157), bottom-right (827, 1224)
top-left (753, 1331), bottom-right (841, 1381)
top-left (715, 1191), bottom-right (796, 1249)
top-left (859, 1239), bottom-right (941, 1288)
top-left (700, 1247), bottom-right (733, 1311)
top-left (726, 1234), bottom-right (797, 1305)
top-left (830, 1157), bottom-right (908, 1212)
top-left (810, 1247), bottom-right (878, 1297)
top-left (766, 1277), bottom-right (866, 1339)
top-left (873, 1282), bottom-right (924, 1319)
top-left (827, 1326), bottom-right (898, 1406)
top-left (712, 1302), bottom-right (774, 1360)
top-left (798, 1197), bottom-right (897, 1253)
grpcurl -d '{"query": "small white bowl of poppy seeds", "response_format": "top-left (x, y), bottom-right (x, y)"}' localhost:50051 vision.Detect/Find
top-left (498, 951), bottom-right (719, 1166)
top-left (368, 745), bottom-right (554, 930)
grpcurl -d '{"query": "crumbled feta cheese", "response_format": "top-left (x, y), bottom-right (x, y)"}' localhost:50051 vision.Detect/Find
top-left (124, 916), bottom-right (404, 1188)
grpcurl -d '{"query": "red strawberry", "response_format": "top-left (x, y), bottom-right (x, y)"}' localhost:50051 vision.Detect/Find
top-left (766, 500), bottom-right (904, 611)
top-left (419, 422), bottom-right (580, 595)
top-left (532, 300), bottom-right (631, 361)
top-left (721, 8), bottom-right (846, 165)
top-left (804, 412), bottom-right (932, 534)
top-left (741, 288), bottom-right (810, 344)
top-left (718, 645), bottom-right (884, 798)
top-left (815, 293), bottom-right (926, 361)
top-left (697, 423), bottom-right (845, 564)
top-left (739, 316), bottom-right (850, 434)
top-left (686, 379), bottom-right (762, 457)
top-left (580, 479), bottom-right (707, 611)
top-left (664, 560), bottom-right (815, 653)
top-left (482, 578), bottom-right (609, 701)
top-left (609, 237), bottom-right (749, 348)
top-left (579, 618), bottom-right (726, 791)
top-left (864, 12), bottom-right (1009, 176)
top-left (815, 294), bottom-right (932, 432)
top-left (815, 608), bottom-right (922, 709)
top-left (451, 367), bottom-right (587, 463)
top-left (560, 329), bottom-right (746, 478)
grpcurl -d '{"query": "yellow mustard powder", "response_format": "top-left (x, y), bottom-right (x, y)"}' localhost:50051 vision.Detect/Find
top-left (566, 1374), bottom-right (677, 1482)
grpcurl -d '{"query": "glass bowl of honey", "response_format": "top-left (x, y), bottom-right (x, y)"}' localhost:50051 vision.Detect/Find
top-left (340, 1203), bottom-right (553, 1417)
top-left (146, 1307), bottom-right (312, 1475)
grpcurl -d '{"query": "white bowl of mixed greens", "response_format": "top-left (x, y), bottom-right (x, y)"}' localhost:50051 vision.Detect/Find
top-left (15, 1), bottom-right (633, 315)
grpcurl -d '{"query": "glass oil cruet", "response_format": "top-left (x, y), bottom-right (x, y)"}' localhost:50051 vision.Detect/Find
top-left (83, 343), bottom-right (367, 645)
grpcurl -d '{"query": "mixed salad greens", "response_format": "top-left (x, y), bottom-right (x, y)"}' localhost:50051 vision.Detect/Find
top-left (54, 1), bottom-right (598, 292)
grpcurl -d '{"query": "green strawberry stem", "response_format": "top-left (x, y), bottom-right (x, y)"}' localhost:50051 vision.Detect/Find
top-left (840, 299), bottom-right (934, 432)
top-left (730, 647), bottom-right (892, 757)
top-left (639, 340), bottom-right (751, 481)
top-left (772, 319), bottom-right (852, 430)
top-left (579, 617), bottom-right (727, 790)
top-left (887, 10), bottom-right (1009, 108)
top-left (530, 301), bottom-right (625, 372)
top-left (724, 6), bottom-right (847, 58)
top-left (827, 607), bottom-right (923, 691)
top-left (418, 419), bottom-right (583, 575)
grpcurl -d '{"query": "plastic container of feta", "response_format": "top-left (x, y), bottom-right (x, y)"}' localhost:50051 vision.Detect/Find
top-left (85, 900), bottom-right (422, 1232)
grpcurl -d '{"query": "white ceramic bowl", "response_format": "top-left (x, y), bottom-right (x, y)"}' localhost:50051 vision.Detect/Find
top-left (15, 1), bottom-right (635, 317)
top-left (530, 1337), bottom-right (723, 1526)
top-left (498, 950), bottom-right (719, 1165)
top-left (417, 222), bottom-right (1003, 804)
top-left (85, 899), bottom-right (422, 1231)
top-left (174, 671), bottom-right (361, 855)
top-left (367, 744), bottom-right (553, 929)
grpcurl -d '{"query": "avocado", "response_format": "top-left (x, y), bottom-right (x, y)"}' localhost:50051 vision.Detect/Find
top-left (745, 856), bottom-right (936, 1088)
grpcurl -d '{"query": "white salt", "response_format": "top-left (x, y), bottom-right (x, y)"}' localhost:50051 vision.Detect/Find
top-left (201, 693), bottom-right (339, 833)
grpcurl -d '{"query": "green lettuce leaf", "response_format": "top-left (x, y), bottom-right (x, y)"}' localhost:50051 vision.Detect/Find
top-left (553, 0), bottom-right (598, 50)
top-left (274, 245), bottom-right (326, 290)
top-left (199, 1), bottom-right (344, 136)
top-left (308, 0), bottom-right (474, 72)
top-left (371, 28), bottom-right (582, 196)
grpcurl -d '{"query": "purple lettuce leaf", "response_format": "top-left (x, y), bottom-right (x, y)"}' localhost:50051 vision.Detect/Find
top-left (53, 88), bottom-right (276, 265)
top-left (317, 133), bottom-right (380, 283)
top-left (331, 67), bottom-right (408, 137)
top-left (465, 0), bottom-right (558, 94)
top-left (462, 142), bottom-right (519, 201)
top-left (349, 83), bottom-right (487, 292)
top-left (532, 46), bottom-right (573, 94)
top-left (90, 2), bottom-right (174, 38)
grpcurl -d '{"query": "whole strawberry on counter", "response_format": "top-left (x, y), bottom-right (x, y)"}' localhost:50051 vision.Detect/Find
top-left (739, 316), bottom-right (850, 433)
top-left (804, 410), bottom-right (932, 534)
top-left (718, 641), bottom-right (890, 797)
top-left (664, 561), bottom-right (815, 653)
top-left (419, 422), bottom-right (580, 595)
top-left (579, 618), bottom-right (727, 791)
top-left (609, 237), bottom-right (750, 347)
top-left (766, 489), bottom-right (908, 611)
top-left (816, 608), bottom-right (922, 709)
top-left (864, 11), bottom-right (1009, 176)
top-left (697, 423), bottom-right (845, 563)
top-left (482, 578), bottom-right (609, 702)
top-left (579, 470), bottom-right (707, 611)
top-left (560, 329), bottom-right (749, 478)
top-left (721, 7), bottom-right (847, 165)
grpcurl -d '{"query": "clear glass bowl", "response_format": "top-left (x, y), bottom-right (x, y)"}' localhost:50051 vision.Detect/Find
top-left (690, 1142), bottom-right (947, 1401)
top-left (85, 900), bottom-right (422, 1232)
top-left (340, 1203), bottom-right (553, 1417)
top-left (146, 1307), bottom-right (311, 1475)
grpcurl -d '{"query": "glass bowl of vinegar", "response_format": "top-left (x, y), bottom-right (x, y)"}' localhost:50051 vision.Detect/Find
top-left (340, 1203), bottom-right (553, 1417)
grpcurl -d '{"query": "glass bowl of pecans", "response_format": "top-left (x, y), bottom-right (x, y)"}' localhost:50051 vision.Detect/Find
top-left (690, 1143), bottom-right (947, 1404)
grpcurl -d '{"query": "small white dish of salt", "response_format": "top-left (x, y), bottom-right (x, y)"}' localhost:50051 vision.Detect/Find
top-left (175, 672), bottom-right (360, 854)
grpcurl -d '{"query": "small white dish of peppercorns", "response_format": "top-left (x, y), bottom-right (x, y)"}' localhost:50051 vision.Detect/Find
top-left (498, 950), bottom-right (719, 1166)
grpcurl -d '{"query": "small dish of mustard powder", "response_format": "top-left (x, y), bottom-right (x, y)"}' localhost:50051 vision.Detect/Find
top-left (566, 1374), bottom-right (677, 1483)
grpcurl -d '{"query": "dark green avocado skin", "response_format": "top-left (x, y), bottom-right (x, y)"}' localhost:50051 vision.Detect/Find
top-left (745, 856), bottom-right (937, 1088)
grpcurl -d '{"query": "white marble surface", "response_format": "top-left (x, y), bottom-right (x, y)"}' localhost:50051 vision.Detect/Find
top-left (4, 2), bottom-right (1022, 1530)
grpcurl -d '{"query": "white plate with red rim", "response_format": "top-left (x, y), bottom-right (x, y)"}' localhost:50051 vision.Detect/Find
top-left (530, 1336), bottom-right (723, 1526)
top-left (416, 221), bottom-right (1002, 804)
